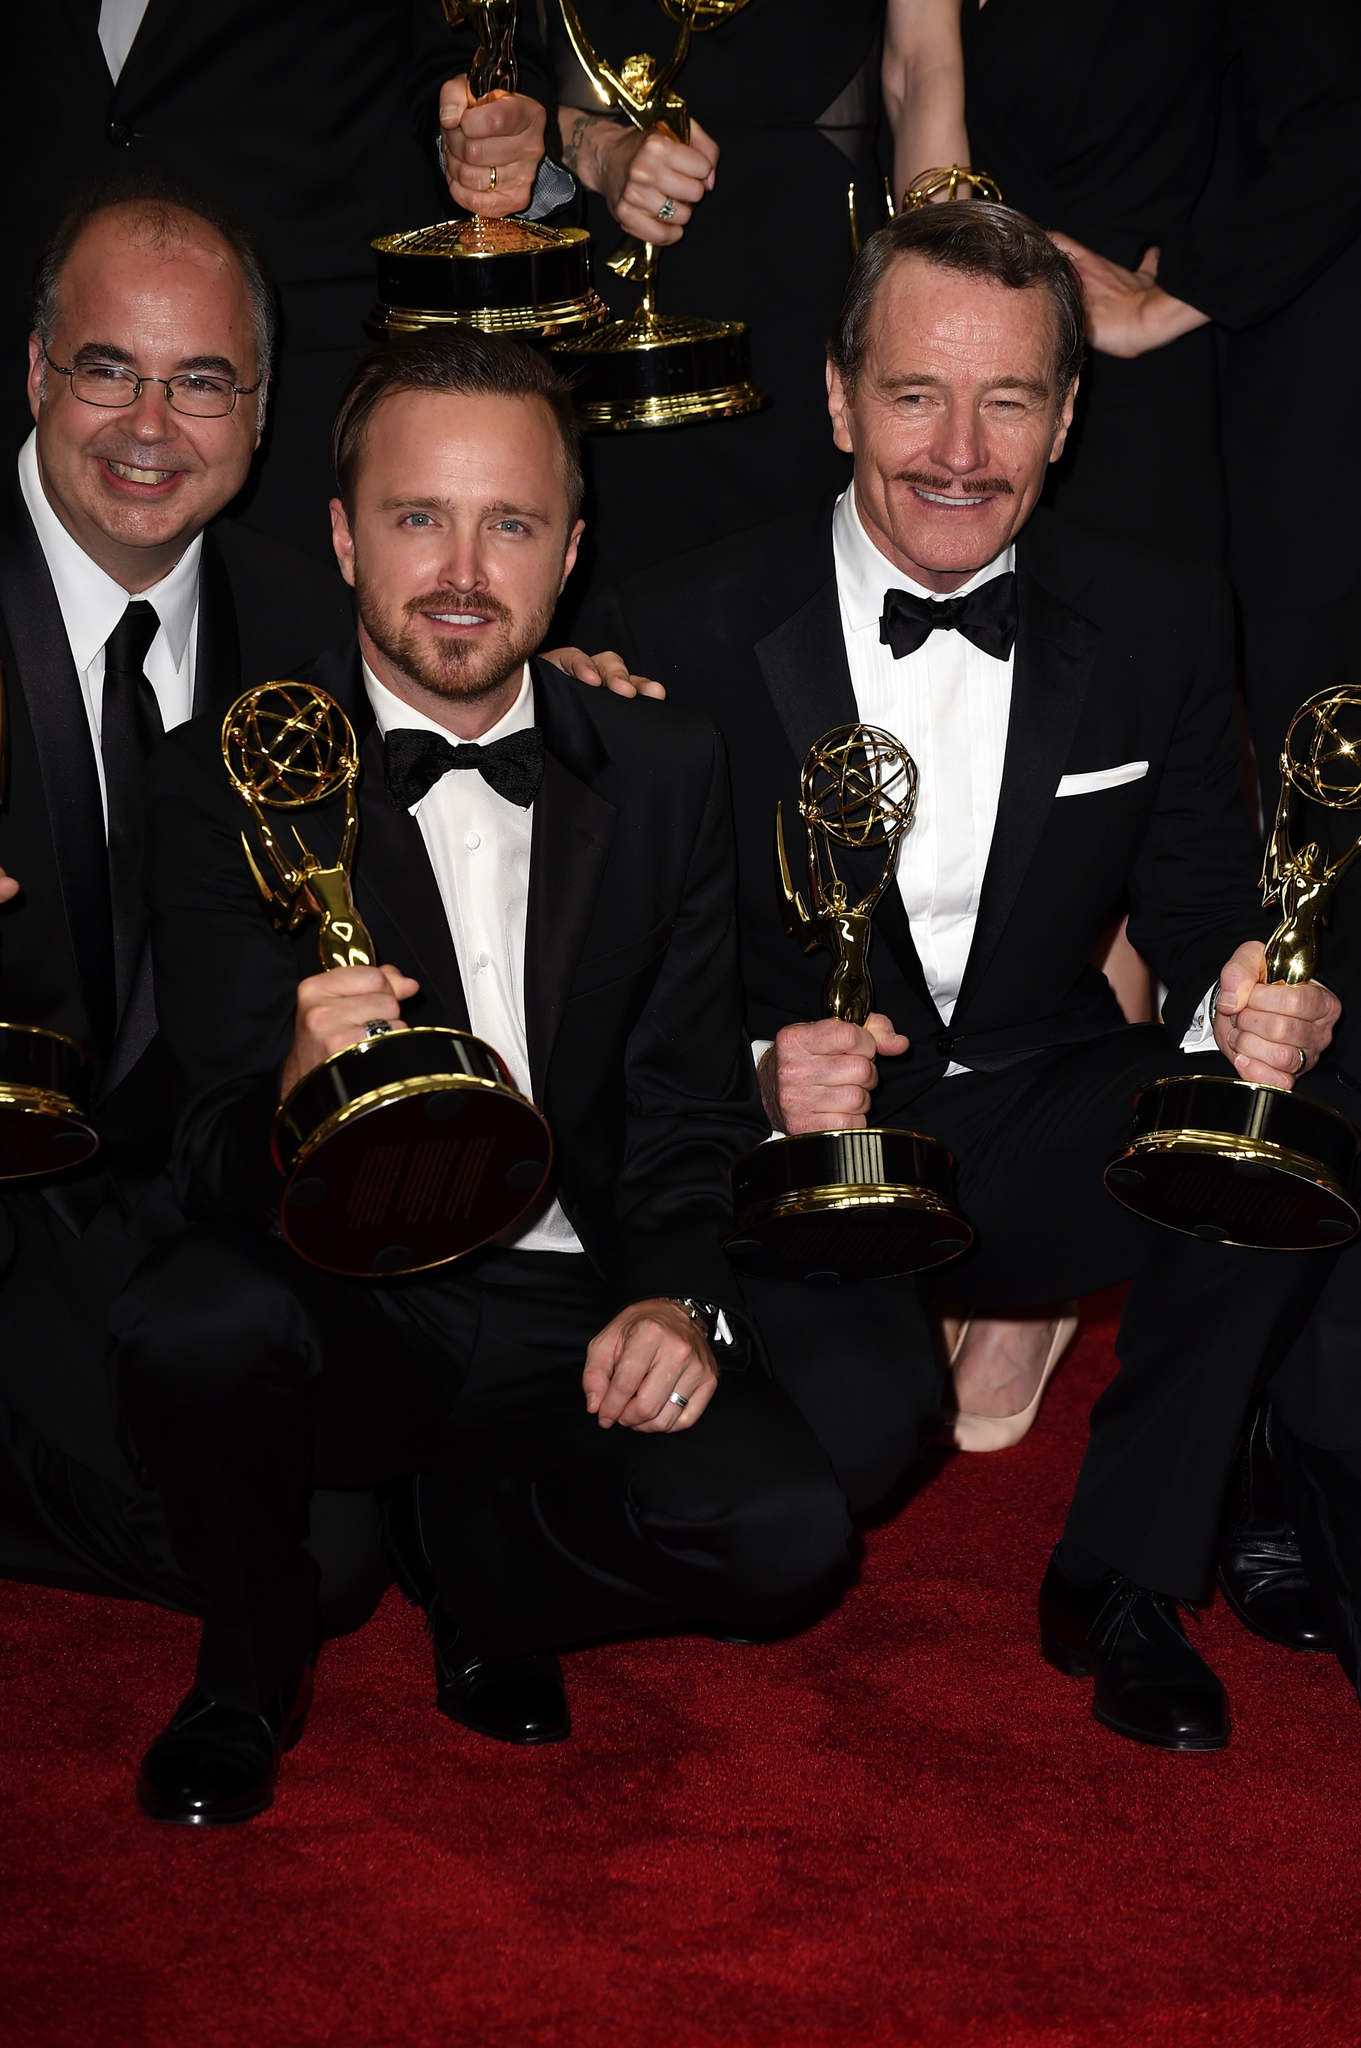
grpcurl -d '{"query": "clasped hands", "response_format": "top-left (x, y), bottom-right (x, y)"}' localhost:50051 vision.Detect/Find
top-left (758, 939), bottom-right (1340, 1136)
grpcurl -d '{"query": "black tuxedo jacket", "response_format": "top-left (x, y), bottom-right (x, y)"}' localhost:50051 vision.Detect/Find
top-left (582, 495), bottom-right (1271, 1119)
top-left (0, 480), bottom-right (353, 1209)
top-left (145, 647), bottom-right (762, 1317)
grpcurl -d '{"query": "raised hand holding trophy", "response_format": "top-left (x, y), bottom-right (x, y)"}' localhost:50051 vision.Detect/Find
top-left (1105, 684), bottom-right (1361, 1250)
top-left (725, 725), bottom-right (972, 1284)
top-left (550, 0), bottom-right (768, 429)
top-left (368, 0), bottom-right (606, 342)
top-left (222, 681), bottom-right (553, 1277)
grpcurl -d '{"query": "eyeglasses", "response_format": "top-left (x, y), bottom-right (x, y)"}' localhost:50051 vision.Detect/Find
top-left (41, 343), bottom-right (260, 419)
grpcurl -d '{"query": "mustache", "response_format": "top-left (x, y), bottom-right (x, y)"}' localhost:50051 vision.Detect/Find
top-left (91, 440), bottom-right (193, 470)
top-left (406, 589), bottom-right (514, 625)
top-left (896, 470), bottom-right (1014, 497)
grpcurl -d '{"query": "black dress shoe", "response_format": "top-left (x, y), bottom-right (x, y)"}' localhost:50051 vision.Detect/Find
top-left (380, 1478), bottom-right (570, 1745)
top-left (1039, 1550), bottom-right (1229, 1751)
top-left (1217, 1402), bottom-right (1331, 1652)
top-left (136, 1668), bottom-right (313, 1826)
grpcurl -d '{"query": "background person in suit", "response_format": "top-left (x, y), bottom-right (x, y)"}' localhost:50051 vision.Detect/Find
top-left (1, 2), bottom-right (570, 565)
top-left (0, 189), bottom-right (398, 1631)
top-left (114, 333), bottom-right (857, 1827)
top-left (582, 204), bottom-right (1347, 1755)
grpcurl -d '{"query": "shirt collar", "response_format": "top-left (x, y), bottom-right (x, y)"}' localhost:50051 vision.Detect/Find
top-left (832, 482), bottom-right (1015, 635)
top-left (362, 657), bottom-right (534, 744)
top-left (18, 430), bottom-right (203, 674)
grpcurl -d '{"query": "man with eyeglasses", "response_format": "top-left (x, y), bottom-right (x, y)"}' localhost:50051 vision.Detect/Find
top-left (0, 184), bottom-right (390, 1641)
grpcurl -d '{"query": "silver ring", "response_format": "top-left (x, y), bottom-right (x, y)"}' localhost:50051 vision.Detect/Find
top-left (668, 1389), bottom-right (688, 1409)
top-left (365, 1020), bottom-right (394, 1039)
top-left (657, 196), bottom-right (676, 222)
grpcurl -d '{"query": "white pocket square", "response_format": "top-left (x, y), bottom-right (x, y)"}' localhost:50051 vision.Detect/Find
top-left (1055, 761), bottom-right (1149, 797)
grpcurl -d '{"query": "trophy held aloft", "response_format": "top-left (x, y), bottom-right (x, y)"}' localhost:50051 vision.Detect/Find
top-left (368, 2), bottom-right (606, 342)
top-left (223, 681), bottom-right (553, 1277)
top-left (550, 0), bottom-right (767, 430)
top-left (725, 725), bottom-right (972, 1284)
top-left (1104, 685), bottom-right (1361, 1250)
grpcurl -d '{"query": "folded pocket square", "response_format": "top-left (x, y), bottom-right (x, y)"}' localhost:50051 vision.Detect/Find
top-left (1055, 761), bottom-right (1149, 797)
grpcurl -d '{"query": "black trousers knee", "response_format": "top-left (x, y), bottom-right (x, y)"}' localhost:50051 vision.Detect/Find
top-left (114, 1227), bottom-right (851, 1710)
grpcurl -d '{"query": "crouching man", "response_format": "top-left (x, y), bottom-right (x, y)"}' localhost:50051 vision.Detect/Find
top-left (114, 334), bottom-right (850, 1825)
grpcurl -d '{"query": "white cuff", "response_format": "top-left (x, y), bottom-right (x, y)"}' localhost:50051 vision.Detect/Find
top-left (751, 1038), bottom-right (774, 1069)
top-left (1180, 980), bottom-right (1220, 1053)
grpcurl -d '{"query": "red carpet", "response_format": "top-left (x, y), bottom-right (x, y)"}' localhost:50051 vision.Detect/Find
top-left (3, 1287), bottom-right (1360, 2047)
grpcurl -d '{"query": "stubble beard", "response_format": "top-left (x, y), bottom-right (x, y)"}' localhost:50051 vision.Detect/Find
top-left (355, 570), bottom-right (558, 708)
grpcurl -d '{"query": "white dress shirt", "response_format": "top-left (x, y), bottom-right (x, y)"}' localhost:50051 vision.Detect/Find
top-left (98, 0), bottom-right (151, 81)
top-left (18, 434), bottom-right (200, 827)
top-left (363, 661), bottom-right (584, 1256)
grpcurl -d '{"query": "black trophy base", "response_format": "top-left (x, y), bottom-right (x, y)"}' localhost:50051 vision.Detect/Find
top-left (724, 1127), bottom-right (972, 1284)
top-left (551, 313), bottom-right (769, 432)
top-left (1104, 1073), bottom-right (1361, 1250)
top-left (366, 219), bottom-right (606, 340)
top-left (0, 1023), bottom-right (98, 1179)
top-left (272, 1027), bottom-right (553, 1277)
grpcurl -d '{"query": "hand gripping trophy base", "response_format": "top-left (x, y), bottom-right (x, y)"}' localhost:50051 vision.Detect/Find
top-left (1105, 685), bottom-right (1361, 1251)
top-left (724, 725), bottom-right (972, 1284)
top-left (223, 681), bottom-right (553, 1278)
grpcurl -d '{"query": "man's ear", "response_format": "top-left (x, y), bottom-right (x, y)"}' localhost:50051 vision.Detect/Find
top-left (827, 359), bottom-right (855, 456)
top-left (559, 516), bottom-right (586, 592)
top-left (26, 334), bottom-right (43, 424)
top-left (1048, 377), bottom-right (1079, 465)
top-left (330, 498), bottom-right (357, 588)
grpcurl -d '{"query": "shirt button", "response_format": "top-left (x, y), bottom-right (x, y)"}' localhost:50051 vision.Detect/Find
top-left (107, 121), bottom-right (132, 146)
top-left (465, 831), bottom-right (480, 849)
top-left (476, 950), bottom-right (490, 969)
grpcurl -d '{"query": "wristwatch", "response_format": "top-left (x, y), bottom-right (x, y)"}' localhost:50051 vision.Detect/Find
top-left (668, 1297), bottom-right (733, 1348)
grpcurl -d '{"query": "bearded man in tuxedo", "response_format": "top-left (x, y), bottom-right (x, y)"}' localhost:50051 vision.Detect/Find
top-left (581, 203), bottom-right (1350, 1754)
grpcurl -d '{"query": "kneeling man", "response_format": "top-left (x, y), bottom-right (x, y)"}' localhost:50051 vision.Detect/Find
top-left (117, 335), bottom-right (850, 1824)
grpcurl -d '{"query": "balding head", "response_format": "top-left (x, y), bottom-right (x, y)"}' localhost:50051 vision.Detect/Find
top-left (27, 190), bottom-right (276, 591)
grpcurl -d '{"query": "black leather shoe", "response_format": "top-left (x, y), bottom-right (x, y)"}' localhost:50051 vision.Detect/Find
top-left (1217, 1401), bottom-right (1331, 1651)
top-left (135, 1667), bottom-right (313, 1826)
top-left (380, 1478), bottom-right (570, 1745)
top-left (1039, 1550), bottom-right (1229, 1751)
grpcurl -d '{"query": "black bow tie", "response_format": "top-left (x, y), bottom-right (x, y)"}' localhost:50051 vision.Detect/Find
top-left (383, 725), bottom-right (545, 811)
top-left (879, 572), bottom-right (1018, 663)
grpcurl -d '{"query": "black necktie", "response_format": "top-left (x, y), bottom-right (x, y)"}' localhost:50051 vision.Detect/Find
top-left (384, 725), bottom-right (546, 811)
top-left (879, 571), bottom-right (1018, 663)
top-left (101, 599), bottom-right (164, 1016)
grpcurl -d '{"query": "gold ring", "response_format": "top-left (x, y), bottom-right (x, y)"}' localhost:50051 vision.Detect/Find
top-left (1297, 1045), bottom-right (1308, 1074)
top-left (488, 165), bottom-right (497, 192)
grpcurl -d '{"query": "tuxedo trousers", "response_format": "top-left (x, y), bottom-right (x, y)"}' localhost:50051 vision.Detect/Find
top-left (892, 1025), bottom-right (1340, 1600)
top-left (113, 1228), bottom-right (853, 1713)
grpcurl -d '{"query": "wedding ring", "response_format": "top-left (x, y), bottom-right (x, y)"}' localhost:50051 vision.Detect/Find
top-left (657, 196), bottom-right (676, 222)
top-left (668, 1389), bottom-right (688, 1409)
top-left (365, 1020), bottom-right (394, 1039)
top-left (1297, 1045), bottom-right (1308, 1074)
top-left (488, 165), bottom-right (498, 192)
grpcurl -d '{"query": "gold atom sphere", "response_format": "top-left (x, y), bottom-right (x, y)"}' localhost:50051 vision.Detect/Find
top-left (222, 682), bottom-right (359, 810)
top-left (802, 723), bottom-right (919, 849)
top-left (1285, 684), bottom-right (1361, 811)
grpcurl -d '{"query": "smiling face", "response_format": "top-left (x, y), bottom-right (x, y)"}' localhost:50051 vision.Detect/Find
top-left (27, 206), bottom-right (263, 592)
top-left (331, 386), bottom-right (583, 739)
top-left (827, 253), bottom-right (1077, 593)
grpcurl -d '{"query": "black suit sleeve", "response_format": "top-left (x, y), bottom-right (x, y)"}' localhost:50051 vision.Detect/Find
top-left (605, 727), bottom-right (764, 1313)
top-left (1124, 572), bottom-right (1271, 1038)
top-left (1157, 0), bottom-right (1361, 329)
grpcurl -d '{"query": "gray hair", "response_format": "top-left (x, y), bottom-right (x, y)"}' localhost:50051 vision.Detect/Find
top-left (829, 201), bottom-right (1085, 401)
top-left (32, 178), bottom-right (276, 428)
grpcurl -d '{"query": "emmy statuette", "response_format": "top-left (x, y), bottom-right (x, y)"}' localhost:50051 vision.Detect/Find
top-left (550, 0), bottom-right (768, 430)
top-left (368, 1), bottom-right (606, 342)
top-left (1104, 684), bottom-right (1361, 1250)
top-left (0, 657), bottom-right (98, 1179)
top-left (222, 681), bottom-right (553, 1277)
top-left (725, 725), bottom-right (972, 1284)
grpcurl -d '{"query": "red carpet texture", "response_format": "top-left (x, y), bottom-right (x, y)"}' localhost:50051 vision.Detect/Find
top-left (3, 1285), bottom-right (1360, 2048)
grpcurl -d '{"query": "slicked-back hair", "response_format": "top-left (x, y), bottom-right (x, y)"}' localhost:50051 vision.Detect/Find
top-left (32, 176), bottom-right (276, 410)
top-left (333, 335), bottom-right (584, 528)
top-left (828, 202), bottom-right (1085, 401)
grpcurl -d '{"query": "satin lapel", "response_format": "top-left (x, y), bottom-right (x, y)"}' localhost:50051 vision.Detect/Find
top-left (524, 660), bottom-right (617, 1102)
top-left (291, 645), bottom-right (472, 1032)
top-left (57, 0), bottom-right (114, 103)
top-left (754, 574), bottom-right (940, 1023)
top-left (952, 571), bottom-right (1099, 1012)
top-left (191, 529), bottom-right (242, 718)
top-left (0, 486), bottom-right (115, 1050)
